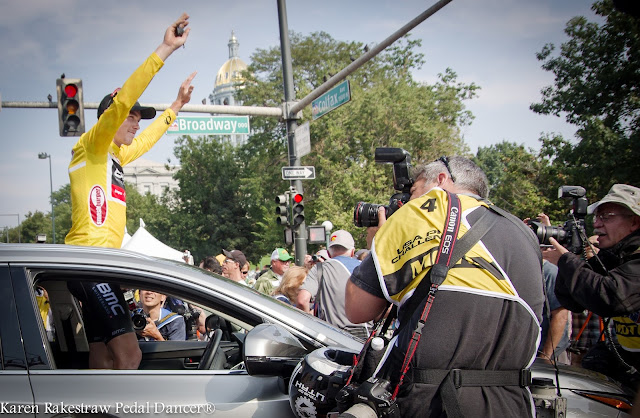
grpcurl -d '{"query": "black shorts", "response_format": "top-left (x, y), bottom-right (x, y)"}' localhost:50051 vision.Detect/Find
top-left (68, 281), bottom-right (134, 343)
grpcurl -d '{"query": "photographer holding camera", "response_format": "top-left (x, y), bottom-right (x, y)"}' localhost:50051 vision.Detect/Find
top-left (544, 184), bottom-right (640, 388)
top-left (136, 290), bottom-right (186, 341)
top-left (345, 156), bottom-right (544, 417)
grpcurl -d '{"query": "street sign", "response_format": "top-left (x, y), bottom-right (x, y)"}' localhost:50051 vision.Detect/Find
top-left (167, 116), bottom-right (250, 135)
top-left (282, 166), bottom-right (316, 180)
top-left (295, 122), bottom-right (311, 157)
top-left (311, 80), bottom-right (350, 120)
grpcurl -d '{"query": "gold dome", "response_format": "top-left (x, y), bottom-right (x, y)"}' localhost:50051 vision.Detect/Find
top-left (214, 31), bottom-right (248, 88)
top-left (215, 57), bottom-right (248, 87)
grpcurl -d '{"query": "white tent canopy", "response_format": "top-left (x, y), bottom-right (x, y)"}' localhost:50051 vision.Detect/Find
top-left (122, 219), bottom-right (184, 262)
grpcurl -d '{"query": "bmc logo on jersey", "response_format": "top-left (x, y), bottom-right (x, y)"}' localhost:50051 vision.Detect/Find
top-left (89, 185), bottom-right (108, 226)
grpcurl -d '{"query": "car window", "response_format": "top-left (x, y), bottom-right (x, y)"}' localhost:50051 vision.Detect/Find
top-left (30, 271), bottom-right (254, 371)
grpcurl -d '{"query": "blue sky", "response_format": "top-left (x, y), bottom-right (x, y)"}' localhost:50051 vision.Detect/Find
top-left (0, 0), bottom-right (596, 228)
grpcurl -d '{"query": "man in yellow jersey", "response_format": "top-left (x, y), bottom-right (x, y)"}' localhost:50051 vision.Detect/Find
top-left (346, 157), bottom-right (543, 417)
top-left (545, 184), bottom-right (640, 389)
top-left (65, 13), bottom-right (195, 370)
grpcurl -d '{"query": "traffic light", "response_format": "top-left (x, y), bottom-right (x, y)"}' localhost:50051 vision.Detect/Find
top-left (275, 194), bottom-right (290, 225)
top-left (292, 192), bottom-right (305, 226)
top-left (56, 78), bottom-right (85, 137)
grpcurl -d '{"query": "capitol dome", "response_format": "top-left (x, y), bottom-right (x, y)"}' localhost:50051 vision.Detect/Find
top-left (214, 31), bottom-right (248, 89)
top-left (209, 31), bottom-right (250, 147)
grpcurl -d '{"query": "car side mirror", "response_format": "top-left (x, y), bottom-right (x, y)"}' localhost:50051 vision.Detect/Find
top-left (243, 323), bottom-right (307, 377)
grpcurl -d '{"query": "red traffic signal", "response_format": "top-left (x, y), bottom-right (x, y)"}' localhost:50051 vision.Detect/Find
top-left (56, 78), bottom-right (85, 137)
top-left (292, 193), bottom-right (304, 226)
top-left (64, 84), bottom-right (78, 98)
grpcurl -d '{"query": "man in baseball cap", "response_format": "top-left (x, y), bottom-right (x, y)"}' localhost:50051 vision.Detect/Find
top-left (297, 230), bottom-right (373, 338)
top-left (253, 248), bottom-right (293, 295)
top-left (547, 184), bottom-right (640, 388)
top-left (222, 249), bottom-right (248, 284)
top-left (328, 229), bottom-right (355, 250)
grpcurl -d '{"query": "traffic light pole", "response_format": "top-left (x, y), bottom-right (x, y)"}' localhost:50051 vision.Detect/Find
top-left (277, 0), bottom-right (307, 267)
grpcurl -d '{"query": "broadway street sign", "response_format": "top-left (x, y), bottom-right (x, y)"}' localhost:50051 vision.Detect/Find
top-left (167, 116), bottom-right (250, 135)
top-left (311, 80), bottom-right (350, 120)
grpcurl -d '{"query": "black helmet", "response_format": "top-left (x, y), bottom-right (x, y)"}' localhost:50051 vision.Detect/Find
top-left (289, 346), bottom-right (358, 418)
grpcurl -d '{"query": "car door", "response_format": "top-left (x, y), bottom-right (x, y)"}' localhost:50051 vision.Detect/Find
top-left (0, 266), bottom-right (37, 415)
top-left (10, 263), bottom-right (294, 418)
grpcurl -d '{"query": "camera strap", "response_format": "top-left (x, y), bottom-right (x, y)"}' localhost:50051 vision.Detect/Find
top-left (391, 194), bottom-right (498, 407)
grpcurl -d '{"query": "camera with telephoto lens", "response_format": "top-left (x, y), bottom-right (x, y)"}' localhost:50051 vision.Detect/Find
top-left (130, 308), bottom-right (150, 331)
top-left (122, 290), bottom-right (150, 331)
top-left (527, 185), bottom-right (588, 254)
top-left (354, 148), bottom-right (413, 228)
top-left (336, 377), bottom-right (400, 418)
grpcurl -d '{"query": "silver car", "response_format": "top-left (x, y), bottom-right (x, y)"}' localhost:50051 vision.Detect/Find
top-left (0, 244), bottom-right (634, 417)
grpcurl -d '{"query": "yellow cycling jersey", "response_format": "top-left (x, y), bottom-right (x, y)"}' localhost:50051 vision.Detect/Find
top-left (372, 187), bottom-right (518, 306)
top-left (65, 53), bottom-right (176, 248)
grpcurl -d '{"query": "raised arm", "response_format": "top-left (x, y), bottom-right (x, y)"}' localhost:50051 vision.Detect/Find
top-left (170, 71), bottom-right (197, 115)
top-left (155, 12), bottom-right (191, 61)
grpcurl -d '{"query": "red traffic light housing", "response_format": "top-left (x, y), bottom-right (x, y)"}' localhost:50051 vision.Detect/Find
top-left (292, 193), bottom-right (305, 226)
top-left (56, 78), bottom-right (85, 137)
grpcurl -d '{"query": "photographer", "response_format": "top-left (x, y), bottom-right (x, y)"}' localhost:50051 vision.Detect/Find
top-left (136, 290), bottom-right (186, 341)
top-left (345, 156), bottom-right (543, 417)
top-left (545, 184), bottom-right (640, 388)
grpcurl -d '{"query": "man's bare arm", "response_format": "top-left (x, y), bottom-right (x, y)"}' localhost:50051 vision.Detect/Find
top-left (345, 280), bottom-right (387, 324)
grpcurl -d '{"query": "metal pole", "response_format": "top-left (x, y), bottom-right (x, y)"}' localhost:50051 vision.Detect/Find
top-left (277, 0), bottom-right (307, 266)
top-left (38, 153), bottom-right (55, 243)
top-left (0, 101), bottom-right (283, 117)
top-left (48, 156), bottom-right (56, 244)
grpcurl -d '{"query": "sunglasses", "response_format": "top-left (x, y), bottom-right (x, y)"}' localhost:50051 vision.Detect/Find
top-left (594, 212), bottom-right (633, 223)
top-left (435, 156), bottom-right (456, 183)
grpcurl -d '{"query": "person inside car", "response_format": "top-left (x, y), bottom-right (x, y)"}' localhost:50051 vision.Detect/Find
top-left (136, 290), bottom-right (186, 341)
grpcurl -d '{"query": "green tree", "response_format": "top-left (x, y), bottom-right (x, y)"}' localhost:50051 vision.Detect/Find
top-left (236, 32), bottom-right (478, 250)
top-left (532, 0), bottom-right (640, 197)
top-left (51, 183), bottom-right (72, 243)
top-left (125, 182), bottom-right (173, 242)
top-left (17, 211), bottom-right (50, 243)
top-left (474, 141), bottom-right (550, 221)
top-left (170, 135), bottom-right (255, 263)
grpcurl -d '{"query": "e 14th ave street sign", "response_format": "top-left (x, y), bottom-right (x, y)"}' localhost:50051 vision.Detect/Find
top-left (282, 166), bottom-right (316, 180)
top-left (311, 80), bottom-right (350, 120)
top-left (167, 116), bottom-right (250, 135)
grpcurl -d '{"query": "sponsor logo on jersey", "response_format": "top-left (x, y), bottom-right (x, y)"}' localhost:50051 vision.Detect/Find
top-left (111, 159), bottom-right (126, 203)
top-left (89, 185), bottom-right (108, 226)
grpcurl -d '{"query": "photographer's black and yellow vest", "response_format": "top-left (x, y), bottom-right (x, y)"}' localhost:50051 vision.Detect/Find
top-left (374, 188), bottom-right (535, 308)
top-left (355, 187), bottom-right (543, 417)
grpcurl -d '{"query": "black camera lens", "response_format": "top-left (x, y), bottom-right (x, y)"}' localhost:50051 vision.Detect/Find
top-left (354, 202), bottom-right (387, 228)
top-left (131, 308), bottom-right (148, 331)
top-left (527, 220), bottom-right (568, 245)
top-left (538, 225), bottom-right (567, 245)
